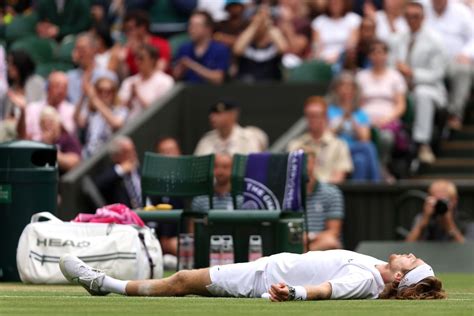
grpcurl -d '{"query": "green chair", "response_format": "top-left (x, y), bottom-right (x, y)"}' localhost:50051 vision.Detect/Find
top-left (10, 36), bottom-right (57, 65)
top-left (286, 60), bottom-right (333, 84)
top-left (57, 35), bottom-right (76, 64)
top-left (140, 152), bottom-right (215, 208)
top-left (5, 12), bottom-right (38, 43)
top-left (168, 32), bottom-right (190, 58)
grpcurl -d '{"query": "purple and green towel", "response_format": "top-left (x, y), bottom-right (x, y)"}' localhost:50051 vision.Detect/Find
top-left (241, 150), bottom-right (304, 212)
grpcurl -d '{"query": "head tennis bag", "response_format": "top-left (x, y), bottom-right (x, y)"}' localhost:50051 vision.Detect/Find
top-left (16, 212), bottom-right (163, 284)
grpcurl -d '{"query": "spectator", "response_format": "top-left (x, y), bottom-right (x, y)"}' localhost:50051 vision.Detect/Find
top-left (67, 33), bottom-right (102, 106)
top-left (406, 179), bottom-right (465, 243)
top-left (90, 23), bottom-right (122, 75)
top-left (3, 50), bottom-right (46, 121)
top-left (307, 0), bottom-right (328, 19)
top-left (191, 153), bottom-right (243, 211)
top-left (155, 136), bottom-right (182, 157)
top-left (328, 72), bottom-right (381, 182)
top-left (75, 70), bottom-right (128, 159)
top-left (425, 0), bottom-right (473, 130)
top-left (122, 10), bottom-right (171, 75)
top-left (244, 126), bottom-right (269, 152)
top-left (392, 1), bottom-right (447, 164)
top-left (287, 96), bottom-right (353, 184)
top-left (356, 40), bottom-right (407, 175)
top-left (214, 0), bottom-right (249, 48)
top-left (233, 5), bottom-right (288, 82)
top-left (276, 0), bottom-right (312, 59)
top-left (35, 0), bottom-right (91, 40)
top-left (303, 149), bottom-right (344, 250)
top-left (173, 10), bottom-right (231, 84)
top-left (17, 71), bottom-right (75, 142)
top-left (94, 136), bottom-right (142, 209)
top-left (339, 16), bottom-right (377, 73)
top-left (39, 106), bottom-right (82, 175)
top-left (118, 44), bottom-right (174, 120)
top-left (310, 0), bottom-right (361, 64)
top-left (194, 100), bottom-right (263, 155)
top-left (366, 0), bottom-right (408, 45)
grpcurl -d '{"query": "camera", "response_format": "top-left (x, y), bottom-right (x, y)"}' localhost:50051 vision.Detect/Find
top-left (434, 199), bottom-right (449, 216)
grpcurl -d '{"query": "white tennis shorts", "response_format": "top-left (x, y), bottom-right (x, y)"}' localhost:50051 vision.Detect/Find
top-left (206, 257), bottom-right (270, 298)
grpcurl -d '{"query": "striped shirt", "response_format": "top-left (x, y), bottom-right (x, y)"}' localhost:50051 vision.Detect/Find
top-left (306, 182), bottom-right (344, 233)
top-left (191, 193), bottom-right (243, 211)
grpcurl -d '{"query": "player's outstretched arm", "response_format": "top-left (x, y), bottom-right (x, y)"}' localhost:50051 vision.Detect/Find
top-left (268, 282), bottom-right (332, 302)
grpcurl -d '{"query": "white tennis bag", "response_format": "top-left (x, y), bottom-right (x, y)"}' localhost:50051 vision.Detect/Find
top-left (16, 212), bottom-right (163, 284)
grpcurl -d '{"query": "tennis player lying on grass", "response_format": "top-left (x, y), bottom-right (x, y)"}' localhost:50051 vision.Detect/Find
top-left (59, 250), bottom-right (445, 301)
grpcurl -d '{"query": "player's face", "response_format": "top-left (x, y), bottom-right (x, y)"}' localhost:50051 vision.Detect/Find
top-left (388, 253), bottom-right (426, 272)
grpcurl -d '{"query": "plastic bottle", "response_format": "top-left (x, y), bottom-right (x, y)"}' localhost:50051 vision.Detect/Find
top-left (209, 235), bottom-right (223, 267)
top-left (248, 235), bottom-right (263, 262)
top-left (221, 235), bottom-right (234, 265)
top-left (186, 233), bottom-right (194, 269)
top-left (179, 234), bottom-right (194, 270)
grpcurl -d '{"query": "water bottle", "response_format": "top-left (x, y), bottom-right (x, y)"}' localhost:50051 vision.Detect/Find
top-left (221, 235), bottom-right (234, 265)
top-left (248, 235), bottom-right (263, 262)
top-left (209, 235), bottom-right (223, 267)
top-left (186, 233), bottom-right (194, 269)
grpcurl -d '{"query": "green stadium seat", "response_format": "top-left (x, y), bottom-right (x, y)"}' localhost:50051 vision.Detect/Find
top-left (5, 12), bottom-right (38, 43)
top-left (57, 35), bottom-right (76, 64)
top-left (141, 152), bottom-right (215, 209)
top-left (168, 32), bottom-right (190, 57)
top-left (286, 60), bottom-right (333, 84)
top-left (10, 36), bottom-right (57, 65)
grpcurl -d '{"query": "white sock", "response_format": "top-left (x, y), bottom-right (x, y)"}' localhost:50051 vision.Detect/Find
top-left (102, 276), bottom-right (128, 295)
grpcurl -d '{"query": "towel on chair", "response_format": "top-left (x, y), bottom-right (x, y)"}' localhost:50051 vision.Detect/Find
top-left (242, 150), bottom-right (304, 211)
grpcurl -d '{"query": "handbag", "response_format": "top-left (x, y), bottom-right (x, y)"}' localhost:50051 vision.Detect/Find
top-left (16, 212), bottom-right (163, 284)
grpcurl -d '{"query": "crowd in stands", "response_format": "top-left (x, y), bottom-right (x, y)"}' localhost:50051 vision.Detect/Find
top-left (0, 0), bottom-right (471, 179)
top-left (0, 0), bottom-right (471, 261)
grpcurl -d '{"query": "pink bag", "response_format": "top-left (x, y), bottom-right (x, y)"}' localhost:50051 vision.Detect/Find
top-left (73, 203), bottom-right (145, 227)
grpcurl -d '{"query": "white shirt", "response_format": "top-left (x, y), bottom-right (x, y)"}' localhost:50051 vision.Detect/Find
top-left (194, 124), bottom-right (263, 155)
top-left (356, 68), bottom-right (407, 123)
top-left (25, 100), bottom-right (76, 141)
top-left (311, 13), bottom-right (361, 61)
top-left (425, 1), bottom-right (473, 58)
top-left (263, 250), bottom-right (386, 299)
top-left (375, 11), bottom-right (409, 45)
top-left (118, 71), bottom-right (174, 120)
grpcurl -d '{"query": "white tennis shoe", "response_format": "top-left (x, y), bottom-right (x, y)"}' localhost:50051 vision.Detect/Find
top-left (59, 254), bottom-right (110, 296)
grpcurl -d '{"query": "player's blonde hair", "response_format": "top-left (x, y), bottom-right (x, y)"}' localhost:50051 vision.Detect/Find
top-left (379, 276), bottom-right (446, 300)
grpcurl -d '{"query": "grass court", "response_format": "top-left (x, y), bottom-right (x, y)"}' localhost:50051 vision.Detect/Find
top-left (0, 273), bottom-right (473, 316)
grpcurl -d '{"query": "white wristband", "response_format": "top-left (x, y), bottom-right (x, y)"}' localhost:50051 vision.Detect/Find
top-left (288, 285), bottom-right (307, 301)
top-left (294, 286), bottom-right (307, 301)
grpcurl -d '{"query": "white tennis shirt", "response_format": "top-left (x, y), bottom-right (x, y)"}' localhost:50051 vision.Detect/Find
top-left (263, 250), bottom-right (387, 299)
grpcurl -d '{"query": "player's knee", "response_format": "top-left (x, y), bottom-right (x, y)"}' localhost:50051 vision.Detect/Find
top-left (171, 270), bottom-right (191, 295)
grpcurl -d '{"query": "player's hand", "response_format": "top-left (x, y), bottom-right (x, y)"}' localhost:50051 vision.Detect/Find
top-left (269, 282), bottom-right (289, 302)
